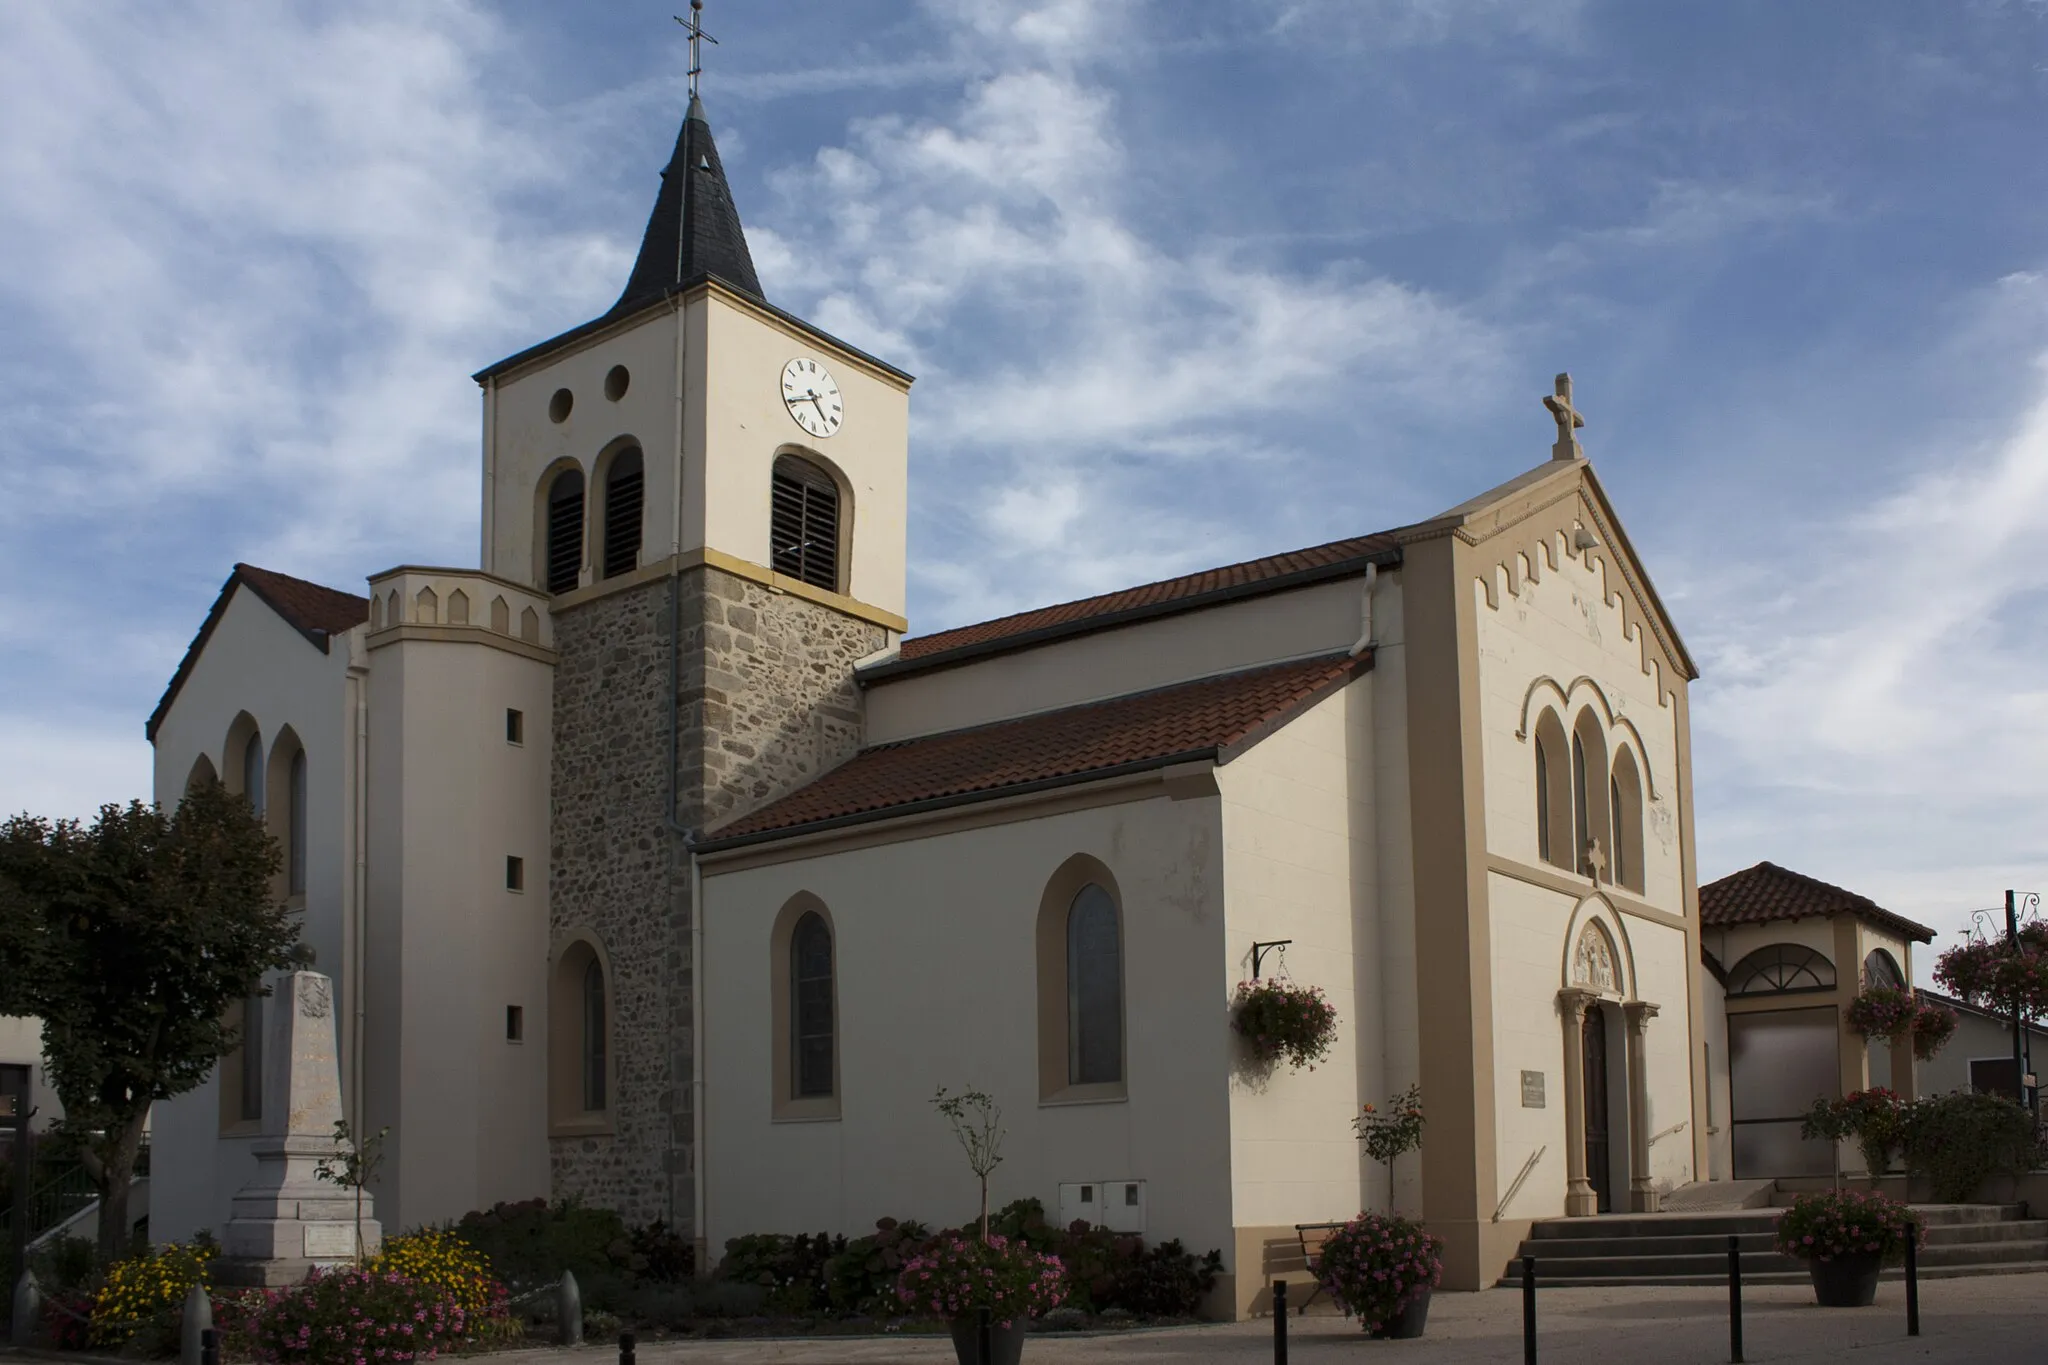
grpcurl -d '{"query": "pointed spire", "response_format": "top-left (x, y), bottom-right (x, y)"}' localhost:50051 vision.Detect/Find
top-left (608, 93), bottom-right (763, 317)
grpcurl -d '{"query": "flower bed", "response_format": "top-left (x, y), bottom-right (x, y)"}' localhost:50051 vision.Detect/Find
top-left (252, 1267), bottom-right (470, 1365)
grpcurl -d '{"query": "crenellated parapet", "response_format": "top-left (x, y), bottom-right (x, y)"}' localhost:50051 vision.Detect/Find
top-left (366, 566), bottom-right (555, 659)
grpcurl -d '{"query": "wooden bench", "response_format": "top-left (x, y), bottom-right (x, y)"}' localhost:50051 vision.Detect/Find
top-left (1292, 1222), bottom-right (1346, 1313)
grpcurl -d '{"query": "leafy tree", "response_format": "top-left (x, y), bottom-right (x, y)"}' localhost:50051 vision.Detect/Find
top-left (0, 784), bottom-right (299, 1257)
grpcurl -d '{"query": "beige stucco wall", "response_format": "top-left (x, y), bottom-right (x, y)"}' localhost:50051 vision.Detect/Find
top-left (1474, 531), bottom-right (1681, 907)
top-left (698, 792), bottom-right (1231, 1278)
top-left (147, 586), bottom-right (354, 1243)
top-left (364, 599), bottom-right (553, 1230)
top-left (1700, 967), bottom-right (1731, 1181)
top-left (0, 1016), bottom-right (63, 1132)
top-left (865, 577), bottom-right (1369, 744)
top-left (484, 287), bottom-right (910, 618)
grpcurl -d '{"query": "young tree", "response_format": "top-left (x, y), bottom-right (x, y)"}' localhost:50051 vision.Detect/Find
top-left (0, 783), bottom-right (299, 1257)
top-left (933, 1086), bottom-right (1004, 1243)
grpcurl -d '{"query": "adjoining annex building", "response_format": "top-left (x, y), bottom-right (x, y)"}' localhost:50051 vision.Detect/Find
top-left (144, 90), bottom-right (1858, 1308)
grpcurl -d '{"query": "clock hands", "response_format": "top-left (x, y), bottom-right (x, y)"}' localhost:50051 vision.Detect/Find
top-left (786, 388), bottom-right (835, 426)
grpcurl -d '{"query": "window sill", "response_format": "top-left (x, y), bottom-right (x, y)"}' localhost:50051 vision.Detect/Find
top-left (772, 1097), bottom-right (841, 1124)
top-left (1039, 1084), bottom-right (1128, 1108)
top-left (549, 1115), bottom-right (615, 1139)
top-left (219, 1121), bottom-right (262, 1139)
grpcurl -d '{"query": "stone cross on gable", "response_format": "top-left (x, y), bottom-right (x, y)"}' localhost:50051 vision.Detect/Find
top-left (677, 1), bottom-right (719, 99)
top-left (1545, 372), bottom-right (1585, 461)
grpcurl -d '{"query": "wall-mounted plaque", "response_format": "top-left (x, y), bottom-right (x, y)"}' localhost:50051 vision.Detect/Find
top-left (304, 1223), bottom-right (355, 1259)
top-left (1521, 1070), bottom-right (1546, 1109)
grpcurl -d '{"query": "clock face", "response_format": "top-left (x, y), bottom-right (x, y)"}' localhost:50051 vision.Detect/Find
top-left (780, 358), bottom-right (843, 439)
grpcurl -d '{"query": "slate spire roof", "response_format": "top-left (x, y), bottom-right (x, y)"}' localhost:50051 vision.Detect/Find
top-left (610, 93), bottom-right (762, 316)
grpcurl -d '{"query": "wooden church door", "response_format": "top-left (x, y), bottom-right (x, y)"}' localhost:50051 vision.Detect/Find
top-left (1583, 1008), bottom-right (1613, 1213)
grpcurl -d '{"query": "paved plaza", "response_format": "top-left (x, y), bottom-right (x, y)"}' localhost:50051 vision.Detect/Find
top-left (504, 1272), bottom-right (2048, 1364)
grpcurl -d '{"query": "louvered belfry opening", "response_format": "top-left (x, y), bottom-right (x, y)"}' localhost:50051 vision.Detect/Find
top-left (602, 447), bottom-right (645, 580)
top-left (546, 468), bottom-right (585, 594)
top-left (771, 456), bottom-right (841, 592)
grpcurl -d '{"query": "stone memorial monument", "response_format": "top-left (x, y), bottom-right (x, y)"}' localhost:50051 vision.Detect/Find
top-left (217, 970), bottom-right (382, 1285)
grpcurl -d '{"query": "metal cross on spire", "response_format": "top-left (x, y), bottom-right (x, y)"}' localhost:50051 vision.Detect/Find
top-left (676, 1), bottom-right (719, 99)
top-left (1545, 372), bottom-right (1586, 461)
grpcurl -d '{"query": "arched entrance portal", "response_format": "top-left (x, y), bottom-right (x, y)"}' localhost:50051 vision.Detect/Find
top-left (1558, 905), bottom-right (1663, 1215)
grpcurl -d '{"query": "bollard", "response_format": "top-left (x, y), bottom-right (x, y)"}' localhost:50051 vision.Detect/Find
top-left (11, 1271), bottom-right (40, 1351)
top-left (1273, 1279), bottom-right (1288, 1365)
top-left (1905, 1224), bottom-right (1920, 1337)
top-left (200, 1327), bottom-right (220, 1365)
top-left (619, 1327), bottom-right (636, 1365)
top-left (181, 1283), bottom-right (214, 1365)
top-left (976, 1305), bottom-right (992, 1365)
top-left (557, 1270), bottom-right (583, 1347)
top-left (1522, 1254), bottom-right (1536, 1365)
top-left (1727, 1234), bottom-right (1744, 1364)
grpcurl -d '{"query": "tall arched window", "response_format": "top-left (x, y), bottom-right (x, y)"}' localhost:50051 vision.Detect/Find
top-left (241, 731), bottom-right (265, 817)
top-left (1610, 747), bottom-right (1646, 893)
top-left (791, 911), bottom-right (835, 1098)
top-left (287, 750), bottom-right (308, 897)
top-left (771, 455), bottom-right (841, 592)
top-left (1864, 949), bottom-right (1905, 989)
top-left (602, 447), bottom-right (644, 580)
top-left (1533, 709), bottom-right (1571, 869)
top-left (545, 468), bottom-right (586, 594)
top-left (1067, 884), bottom-right (1123, 1086)
top-left (581, 956), bottom-right (607, 1111)
top-left (1570, 710), bottom-right (1612, 880)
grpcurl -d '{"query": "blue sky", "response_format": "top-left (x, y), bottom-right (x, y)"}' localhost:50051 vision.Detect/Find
top-left (4, 1), bottom-right (2047, 969)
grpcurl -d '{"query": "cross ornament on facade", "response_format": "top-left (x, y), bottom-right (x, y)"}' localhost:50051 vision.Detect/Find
top-left (1545, 372), bottom-right (1585, 461)
top-left (676, 1), bottom-right (719, 99)
top-left (1584, 838), bottom-right (1607, 880)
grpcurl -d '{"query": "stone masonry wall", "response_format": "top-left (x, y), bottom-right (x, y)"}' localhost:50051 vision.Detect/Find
top-left (549, 565), bottom-right (884, 1231)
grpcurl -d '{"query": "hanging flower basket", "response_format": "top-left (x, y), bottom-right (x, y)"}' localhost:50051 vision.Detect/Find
top-left (1231, 979), bottom-right (1338, 1071)
top-left (1935, 926), bottom-right (2048, 1018)
top-left (1845, 986), bottom-right (1917, 1043)
top-left (1911, 1002), bottom-right (1958, 1060)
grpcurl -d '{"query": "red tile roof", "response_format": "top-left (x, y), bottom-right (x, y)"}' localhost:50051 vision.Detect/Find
top-left (703, 651), bottom-right (1372, 848)
top-left (1699, 861), bottom-right (1935, 944)
top-left (147, 565), bottom-right (369, 742)
top-left (879, 532), bottom-right (1402, 673)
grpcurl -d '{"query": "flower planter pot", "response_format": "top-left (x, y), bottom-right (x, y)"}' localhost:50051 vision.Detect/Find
top-left (1367, 1288), bottom-right (1431, 1339)
top-left (948, 1313), bottom-right (1028, 1365)
top-left (1808, 1253), bottom-right (1882, 1307)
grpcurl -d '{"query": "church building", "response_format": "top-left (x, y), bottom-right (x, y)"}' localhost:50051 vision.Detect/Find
top-left (144, 88), bottom-right (1717, 1307)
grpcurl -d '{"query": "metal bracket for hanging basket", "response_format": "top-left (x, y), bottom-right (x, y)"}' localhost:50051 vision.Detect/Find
top-left (1251, 940), bottom-right (1293, 980)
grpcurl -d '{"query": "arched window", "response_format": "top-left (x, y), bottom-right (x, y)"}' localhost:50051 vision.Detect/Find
top-left (1864, 949), bottom-right (1905, 989)
top-left (1533, 709), bottom-right (1571, 869)
top-left (582, 956), bottom-right (607, 1111)
top-left (241, 730), bottom-right (265, 817)
top-left (1067, 884), bottom-right (1123, 1086)
top-left (602, 447), bottom-right (644, 580)
top-left (1610, 747), bottom-right (1645, 893)
top-left (1727, 944), bottom-right (1836, 996)
top-left (185, 754), bottom-right (218, 794)
top-left (545, 467), bottom-right (586, 594)
top-left (287, 749), bottom-right (308, 898)
top-left (771, 455), bottom-right (841, 592)
top-left (791, 911), bottom-right (835, 1099)
top-left (1571, 710), bottom-right (1611, 880)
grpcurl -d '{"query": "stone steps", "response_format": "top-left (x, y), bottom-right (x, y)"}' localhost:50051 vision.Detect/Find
top-left (1499, 1203), bottom-right (2048, 1287)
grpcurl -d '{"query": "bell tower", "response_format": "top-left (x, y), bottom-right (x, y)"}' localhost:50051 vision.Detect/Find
top-left (469, 76), bottom-right (912, 1231)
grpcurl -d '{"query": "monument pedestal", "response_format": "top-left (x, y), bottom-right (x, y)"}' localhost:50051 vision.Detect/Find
top-left (216, 971), bottom-right (381, 1285)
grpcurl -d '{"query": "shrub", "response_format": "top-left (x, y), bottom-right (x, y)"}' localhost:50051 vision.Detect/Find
top-left (1801, 1088), bottom-right (1906, 1180)
top-left (1314, 1213), bottom-right (1442, 1333)
top-left (1903, 1090), bottom-right (2041, 1202)
top-left (824, 1217), bottom-right (933, 1315)
top-left (89, 1238), bottom-right (214, 1347)
top-left (1774, 1190), bottom-right (1921, 1265)
top-left (715, 1231), bottom-right (844, 1315)
top-left (451, 1199), bottom-right (629, 1290)
top-left (1103, 1240), bottom-right (1222, 1318)
top-left (895, 1233), bottom-right (1065, 1326)
top-left (254, 1267), bottom-right (468, 1365)
top-left (369, 1229), bottom-right (506, 1317)
top-left (1231, 980), bottom-right (1339, 1071)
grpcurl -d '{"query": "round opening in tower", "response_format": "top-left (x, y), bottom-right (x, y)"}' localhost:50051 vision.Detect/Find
top-left (549, 388), bottom-right (574, 424)
top-left (604, 365), bottom-right (630, 402)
